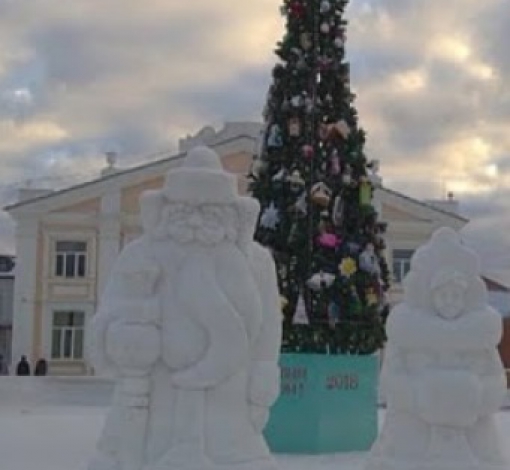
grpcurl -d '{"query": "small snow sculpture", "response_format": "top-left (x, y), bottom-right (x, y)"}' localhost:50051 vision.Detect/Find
top-left (88, 146), bottom-right (282, 470)
top-left (366, 227), bottom-right (508, 470)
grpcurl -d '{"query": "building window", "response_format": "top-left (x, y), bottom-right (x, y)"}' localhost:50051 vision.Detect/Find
top-left (392, 249), bottom-right (414, 283)
top-left (54, 241), bottom-right (87, 278)
top-left (0, 256), bottom-right (14, 273)
top-left (51, 311), bottom-right (85, 360)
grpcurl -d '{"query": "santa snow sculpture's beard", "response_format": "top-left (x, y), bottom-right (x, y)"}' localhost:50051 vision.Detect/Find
top-left (153, 203), bottom-right (238, 246)
top-left (147, 200), bottom-right (264, 389)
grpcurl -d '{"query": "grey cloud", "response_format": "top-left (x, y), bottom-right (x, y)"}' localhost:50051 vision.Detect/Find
top-left (0, 0), bottom-right (509, 262)
top-left (475, 1), bottom-right (510, 75)
top-left (171, 67), bottom-right (271, 125)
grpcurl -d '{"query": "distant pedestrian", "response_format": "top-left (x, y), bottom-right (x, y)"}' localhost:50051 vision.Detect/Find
top-left (15, 355), bottom-right (30, 376)
top-left (34, 358), bottom-right (48, 376)
top-left (0, 354), bottom-right (8, 375)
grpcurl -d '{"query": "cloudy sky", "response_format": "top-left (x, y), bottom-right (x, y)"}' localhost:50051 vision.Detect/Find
top-left (0, 0), bottom-right (509, 269)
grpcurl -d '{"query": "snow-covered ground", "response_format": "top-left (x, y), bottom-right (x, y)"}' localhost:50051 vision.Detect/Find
top-left (1, 377), bottom-right (510, 470)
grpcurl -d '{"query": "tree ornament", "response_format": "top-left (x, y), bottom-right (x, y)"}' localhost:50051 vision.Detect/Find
top-left (339, 257), bottom-right (357, 278)
top-left (311, 182), bottom-right (332, 207)
top-left (302, 144), bottom-right (314, 159)
top-left (358, 243), bottom-right (380, 275)
top-left (280, 296), bottom-right (289, 310)
top-left (296, 57), bottom-right (307, 71)
top-left (288, 116), bottom-right (301, 137)
top-left (300, 32), bottom-right (312, 51)
top-left (330, 150), bottom-right (341, 175)
top-left (334, 35), bottom-right (344, 48)
top-left (320, 23), bottom-right (330, 34)
top-left (307, 271), bottom-right (336, 291)
top-left (289, 1), bottom-right (305, 18)
top-left (347, 242), bottom-right (361, 255)
top-left (332, 194), bottom-right (344, 226)
top-left (272, 167), bottom-right (288, 182)
top-left (287, 221), bottom-right (300, 246)
top-left (320, 0), bottom-right (331, 13)
top-left (327, 302), bottom-right (340, 326)
top-left (290, 95), bottom-right (303, 107)
top-left (319, 120), bottom-right (351, 142)
top-left (317, 56), bottom-right (333, 71)
top-left (260, 202), bottom-right (280, 230)
top-left (317, 231), bottom-right (340, 249)
top-left (365, 288), bottom-right (378, 307)
top-left (331, 120), bottom-right (351, 139)
top-left (359, 179), bottom-right (372, 205)
top-left (267, 123), bottom-right (283, 148)
top-left (342, 164), bottom-right (352, 185)
top-left (287, 170), bottom-right (305, 190)
top-left (294, 192), bottom-right (307, 215)
top-left (304, 96), bottom-right (314, 113)
top-left (293, 294), bottom-right (309, 325)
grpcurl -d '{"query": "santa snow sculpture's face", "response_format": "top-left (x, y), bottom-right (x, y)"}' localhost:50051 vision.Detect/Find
top-left (432, 279), bottom-right (466, 320)
top-left (158, 203), bottom-right (238, 245)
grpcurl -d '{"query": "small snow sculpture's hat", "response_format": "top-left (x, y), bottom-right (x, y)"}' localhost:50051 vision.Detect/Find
top-left (403, 227), bottom-right (487, 311)
top-left (163, 146), bottom-right (238, 204)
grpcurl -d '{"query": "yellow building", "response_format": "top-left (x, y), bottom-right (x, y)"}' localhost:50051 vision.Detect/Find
top-left (5, 123), bottom-right (467, 375)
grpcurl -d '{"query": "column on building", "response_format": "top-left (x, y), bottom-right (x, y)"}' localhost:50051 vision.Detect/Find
top-left (97, 189), bottom-right (122, 299)
top-left (11, 218), bottom-right (39, 368)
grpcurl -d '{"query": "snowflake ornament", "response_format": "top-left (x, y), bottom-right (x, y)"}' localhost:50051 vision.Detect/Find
top-left (260, 202), bottom-right (280, 230)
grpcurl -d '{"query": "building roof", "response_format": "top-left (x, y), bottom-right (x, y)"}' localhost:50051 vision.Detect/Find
top-left (4, 127), bottom-right (467, 227)
top-left (5, 133), bottom-right (257, 214)
top-left (381, 186), bottom-right (468, 223)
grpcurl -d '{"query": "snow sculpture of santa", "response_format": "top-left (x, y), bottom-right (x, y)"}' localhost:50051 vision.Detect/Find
top-left (366, 227), bottom-right (508, 470)
top-left (88, 146), bottom-right (282, 470)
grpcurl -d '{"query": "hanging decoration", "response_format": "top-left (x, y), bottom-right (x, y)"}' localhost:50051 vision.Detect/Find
top-left (260, 202), bottom-right (280, 230)
top-left (311, 182), bottom-right (332, 207)
top-left (307, 271), bottom-right (336, 290)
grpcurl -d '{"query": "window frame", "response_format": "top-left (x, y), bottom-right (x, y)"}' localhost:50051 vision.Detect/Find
top-left (53, 240), bottom-right (88, 279)
top-left (50, 310), bottom-right (85, 361)
top-left (392, 249), bottom-right (415, 283)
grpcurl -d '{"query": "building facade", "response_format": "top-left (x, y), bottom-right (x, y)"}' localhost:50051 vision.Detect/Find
top-left (5, 123), bottom-right (468, 375)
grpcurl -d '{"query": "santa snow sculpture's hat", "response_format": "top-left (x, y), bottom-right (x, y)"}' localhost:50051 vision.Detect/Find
top-left (163, 146), bottom-right (240, 204)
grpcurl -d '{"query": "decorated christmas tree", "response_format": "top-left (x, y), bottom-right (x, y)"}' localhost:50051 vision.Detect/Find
top-left (249, 0), bottom-right (390, 355)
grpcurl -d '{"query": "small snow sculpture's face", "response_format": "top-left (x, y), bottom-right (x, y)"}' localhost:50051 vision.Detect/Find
top-left (432, 280), bottom-right (466, 320)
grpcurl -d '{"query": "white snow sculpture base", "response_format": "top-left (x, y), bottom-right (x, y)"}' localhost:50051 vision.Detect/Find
top-left (365, 227), bottom-right (508, 470)
top-left (87, 146), bottom-right (282, 470)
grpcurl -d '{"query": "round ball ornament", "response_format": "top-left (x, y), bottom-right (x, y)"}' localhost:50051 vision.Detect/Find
top-left (302, 144), bottom-right (314, 159)
top-left (289, 1), bottom-right (306, 18)
top-left (334, 36), bottom-right (344, 48)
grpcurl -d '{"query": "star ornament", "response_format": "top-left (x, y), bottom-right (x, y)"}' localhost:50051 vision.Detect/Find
top-left (260, 202), bottom-right (280, 230)
top-left (339, 257), bottom-right (357, 277)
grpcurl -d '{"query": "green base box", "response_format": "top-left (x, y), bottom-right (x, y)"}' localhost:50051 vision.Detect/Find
top-left (264, 353), bottom-right (379, 454)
